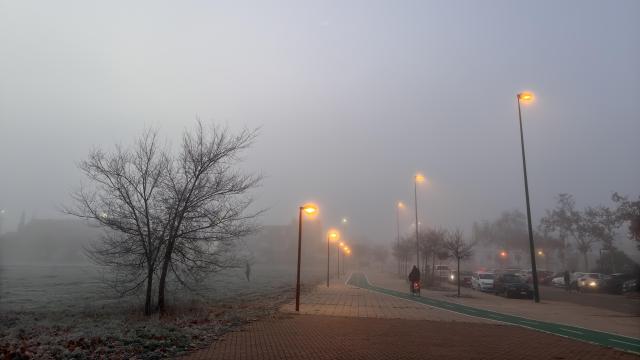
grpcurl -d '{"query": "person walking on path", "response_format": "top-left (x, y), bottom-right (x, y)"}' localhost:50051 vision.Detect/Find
top-left (408, 265), bottom-right (420, 292)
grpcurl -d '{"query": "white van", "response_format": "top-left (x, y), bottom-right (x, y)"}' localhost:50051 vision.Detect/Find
top-left (434, 265), bottom-right (451, 279)
top-left (471, 271), bottom-right (495, 292)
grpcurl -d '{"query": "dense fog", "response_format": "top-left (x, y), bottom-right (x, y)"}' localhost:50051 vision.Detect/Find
top-left (0, 0), bottom-right (639, 311)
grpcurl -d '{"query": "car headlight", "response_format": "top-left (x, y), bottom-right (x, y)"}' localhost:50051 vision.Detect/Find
top-left (588, 281), bottom-right (597, 287)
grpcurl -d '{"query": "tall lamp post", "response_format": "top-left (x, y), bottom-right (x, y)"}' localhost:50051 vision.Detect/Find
top-left (327, 229), bottom-right (339, 287)
top-left (339, 218), bottom-right (348, 277)
top-left (414, 174), bottom-right (425, 272)
top-left (296, 203), bottom-right (318, 311)
top-left (396, 202), bottom-right (404, 277)
top-left (343, 246), bottom-right (351, 275)
top-left (338, 241), bottom-right (344, 277)
top-left (516, 92), bottom-right (540, 303)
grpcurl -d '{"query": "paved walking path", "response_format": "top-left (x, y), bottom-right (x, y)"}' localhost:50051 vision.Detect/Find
top-left (348, 272), bottom-right (640, 354)
top-left (279, 275), bottom-right (489, 322)
top-left (185, 314), bottom-right (638, 360)
top-left (184, 271), bottom-right (640, 359)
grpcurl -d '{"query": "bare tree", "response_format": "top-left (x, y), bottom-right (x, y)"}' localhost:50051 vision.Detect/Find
top-left (423, 227), bottom-right (447, 281)
top-left (67, 122), bottom-right (260, 315)
top-left (156, 122), bottom-right (261, 313)
top-left (539, 194), bottom-right (595, 271)
top-left (612, 193), bottom-right (640, 250)
top-left (392, 236), bottom-right (413, 277)
top-left (66, 129), bottom-right (167, 315)
top-left (444, 229), bottom-right (474, 297)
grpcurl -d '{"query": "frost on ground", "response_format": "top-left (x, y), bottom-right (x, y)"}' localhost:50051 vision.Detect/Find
top-left (0, 265), bottom-right (319, 359)
top-left (1, 287), bottom-right (295, 359)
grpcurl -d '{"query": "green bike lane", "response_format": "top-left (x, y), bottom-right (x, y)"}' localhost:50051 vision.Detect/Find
top-left (347, 272), bottom-right (640, 354)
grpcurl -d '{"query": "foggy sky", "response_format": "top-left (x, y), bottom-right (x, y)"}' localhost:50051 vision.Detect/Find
top-left (1, 1), bottom-right (639, 247)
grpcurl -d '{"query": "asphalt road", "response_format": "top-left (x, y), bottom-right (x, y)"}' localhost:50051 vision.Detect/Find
top-left (348, 272), bottom-right (640, 355)
top-left (539, 285), bottom-right (640, 316)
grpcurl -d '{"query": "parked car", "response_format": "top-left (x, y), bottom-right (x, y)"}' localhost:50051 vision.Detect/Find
top-left (450, 271), bottom-right (473, 287)
top-left (435, 265), bottom-right (452, 280)
top-left (602, 273), bottom-right (638, 294)
top-left (622, 278), bottom-right (638, 293)
top-left (576, 273), bottom-right (605, 292)
top-left (471, 271), bottom-right (495, 292)
top-left (493, 273), bottom-right (533, 299)
top-left (537, 270), bottom-right (556, 285)
top-left (568, 272), bottom-right (586, 290)
top-left (551, 276), bottom-right (566, 288)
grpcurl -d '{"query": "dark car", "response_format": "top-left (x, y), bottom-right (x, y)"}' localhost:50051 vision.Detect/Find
top-left (538, 271), bottom-right (556, 285)
top-left (493, 273), bottom-right (533, 299)
top-left (601, 273), bottom-right (637, 294)
top-left (622, 278), bottom-right (639, 294)
top-left (601, 273), bottom-right (635, 294)
top-left (450, 271), bottom-right (473, 287)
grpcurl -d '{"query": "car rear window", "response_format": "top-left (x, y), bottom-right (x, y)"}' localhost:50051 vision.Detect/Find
top-left (479, 274), bottom-right (494, 279)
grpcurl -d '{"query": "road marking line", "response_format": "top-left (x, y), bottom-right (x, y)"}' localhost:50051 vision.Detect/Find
top-left (609, 339), bottom-right (640, 347)
top-left (560, 328), bottom-right (583, 335)
top-left (520, 320), bottom-right (538, 325)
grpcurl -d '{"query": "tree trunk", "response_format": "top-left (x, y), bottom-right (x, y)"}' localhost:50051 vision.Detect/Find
top-left (157, 243), bottom-right (174, 314)
top-left (431, 253), bottom-right (436, 278)
top-left (457, 257), bottom-right (461, 297)
top-left (144, 268), bottom-right (154, 316)
top-left (582, 252), bottom-right (589, 272)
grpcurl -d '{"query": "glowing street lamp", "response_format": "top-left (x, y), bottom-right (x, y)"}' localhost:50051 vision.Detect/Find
top-left (516, 91), bottom-right (540, 303)
top-left (327, 229), bottom-right (340, 287)
top-left (537, 250), bottom-right (544, 256)
top-left (295, 203), bottom-right (318, 311)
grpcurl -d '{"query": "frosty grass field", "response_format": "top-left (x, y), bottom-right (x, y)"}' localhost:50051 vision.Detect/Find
top-left (0, 264), bottom-right (312, 359)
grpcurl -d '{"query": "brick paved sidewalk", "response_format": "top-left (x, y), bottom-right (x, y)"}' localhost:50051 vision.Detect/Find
top-left (279, 276), bottom-right (489, 322)
top-left (185, 314), bottom-right (636, 360)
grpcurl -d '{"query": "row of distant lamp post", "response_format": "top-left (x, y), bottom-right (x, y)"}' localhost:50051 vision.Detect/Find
top-left (393, 92), bottom-right (541, 303)
top-left (326, 229), bottom-right (350, 287)
top-left (295, 203), bottom-right (352, 312)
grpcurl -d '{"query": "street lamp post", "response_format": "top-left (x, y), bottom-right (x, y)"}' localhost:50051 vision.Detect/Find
top-left (414, 174), bottom-right (425, 273)
top-left (517, 92), bottom-right (540, 303)
top-left (296, 203), bottom-right (318, 311)
top-left (396, 202), bottom-right (403, 277)
top-left (338, 242), bottom-right (344, 277)
top-left (327, 230), bottom-right (339, 287)
top-left (327, 233), bottom-right (330, 287)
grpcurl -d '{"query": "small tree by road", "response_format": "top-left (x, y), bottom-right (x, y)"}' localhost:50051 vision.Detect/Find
top-left (444, 229), bottom-right (474, 297)
top-left (612, 193), bottom-right (640, 250)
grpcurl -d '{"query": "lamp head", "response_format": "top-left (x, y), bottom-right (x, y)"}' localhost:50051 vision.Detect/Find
top-left (518, 92), bottom-right (534, 102)
top-left (301, 203), bottom-right (318, 215)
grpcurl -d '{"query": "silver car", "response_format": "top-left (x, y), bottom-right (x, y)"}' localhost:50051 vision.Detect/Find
top-left (472, 271), bottom-right (495, 292)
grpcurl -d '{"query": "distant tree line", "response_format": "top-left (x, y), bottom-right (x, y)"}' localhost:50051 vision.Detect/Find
top-left (391, 191), bottom-right (639, 277)
top-left (392, 226), bottom-right (474, 287)
top-left (473, 193), bottom-right (639, 273)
